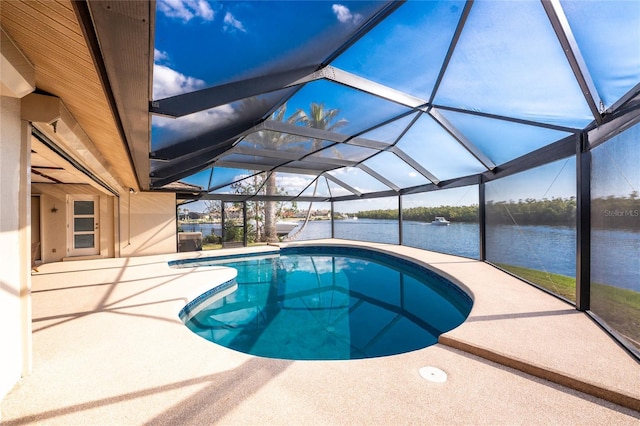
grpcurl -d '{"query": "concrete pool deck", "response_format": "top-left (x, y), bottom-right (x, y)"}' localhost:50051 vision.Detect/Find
top-left (1, 240), bottom-right (639, 424)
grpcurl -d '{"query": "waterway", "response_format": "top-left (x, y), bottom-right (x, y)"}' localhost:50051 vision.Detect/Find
top-left (182, 218), bottom-right (639, 292)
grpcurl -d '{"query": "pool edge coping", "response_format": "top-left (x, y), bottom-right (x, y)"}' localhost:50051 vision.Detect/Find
top-left (438, 335), bottom-right (640, 412)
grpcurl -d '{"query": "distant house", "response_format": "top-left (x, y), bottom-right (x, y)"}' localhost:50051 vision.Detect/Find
top-left (225, 205), bottom-right (243, 220)
top-left (313, 210), bottom-right (331, 218)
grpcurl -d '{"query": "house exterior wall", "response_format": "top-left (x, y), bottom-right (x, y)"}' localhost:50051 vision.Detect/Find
top-left (0, 95), bottom-right (31, 400)
top-left (119, 192), bottom-right (177, 257)
top-left (39, 193), bottom-right (67, 263)
top-left (101, 195), bottom-right (115, 259)
top-left (35, 189), bottom-right (177, 261)
top-left (31, 196), bottom-right (41, 260)
top-left (0, 20), bottom-right (177, 401)
top-left (35, 187), bottom-right (116, 263)
top-left (1, 95), bottom-right (176, 402)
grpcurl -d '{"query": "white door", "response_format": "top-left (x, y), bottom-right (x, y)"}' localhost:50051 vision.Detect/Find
top-left (68, 195), bottom-right (99, 256)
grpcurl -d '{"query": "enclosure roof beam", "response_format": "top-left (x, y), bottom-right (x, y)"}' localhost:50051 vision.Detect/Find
top-left (230, 146), bottom-right (306, 161)
top-left (607, 82), bottom-right (640, 115)
top-left (588, 95), bottom-right (640, 150)
top-left (429, 108), bottom-right (496, 171)
top-left (482, 134), bottom-right (577, 182)
top-left (184, 193), bottom-right (330, 203)
top-left (427, 0), bottom-right (474, 106)
top-left (149, 65), bottom-right (320, 118)
top-left (323, 66), bottom-right (427, 109)
top-left (323, 173), bottom-right (362, 197)
top-left (150, 61), bottom-right (429, 119)
top-left (432, 104), bottom-right (581, 133)
top-left (331, 189), bottom-right (399, 202)
top-left (346, 136), bottom-right (393, 150)
top-left (150, 143), bottom-right (233, 187)
top-left (252, 120), bottom-right (350, 143)
top-left (272, 166), bottom-right (333, 176)
top-left (542, 0), bottom-right (603, 125)
top-left (358, 164), bottom-right (400, 192)
top-left (388, 146), bottom-right (440, 185)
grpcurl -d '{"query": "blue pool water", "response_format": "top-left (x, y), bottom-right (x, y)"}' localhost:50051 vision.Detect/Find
top-left (180, 247), bottom-right (472, 360)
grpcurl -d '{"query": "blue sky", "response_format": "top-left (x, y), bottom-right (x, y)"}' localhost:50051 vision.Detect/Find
top-left (154, 0), bottom-right (640, 213)
top-left (153, 1), bottom-right (381, 91)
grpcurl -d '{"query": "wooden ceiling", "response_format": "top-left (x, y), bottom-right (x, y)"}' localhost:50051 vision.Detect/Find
top-left (0, 0), bottom-right (140, 192)
top-left (31, 136), bottom-right (87, 186)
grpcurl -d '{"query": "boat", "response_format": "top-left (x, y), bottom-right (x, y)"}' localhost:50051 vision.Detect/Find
top-left (239, 220), bottom-right (300, 236)
top-left (431, 216), bottom-right (450, 226)
top-left (275, 221), bottom-right (298, 235)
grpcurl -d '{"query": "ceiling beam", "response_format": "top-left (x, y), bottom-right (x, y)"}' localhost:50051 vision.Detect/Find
top-left (0, 27), bottom-right (35, 98)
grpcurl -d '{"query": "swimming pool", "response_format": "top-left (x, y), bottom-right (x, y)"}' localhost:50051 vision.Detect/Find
top-left (178, 246), bottom-right (472, 360)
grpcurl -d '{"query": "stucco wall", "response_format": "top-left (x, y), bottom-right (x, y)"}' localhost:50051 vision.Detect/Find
top-left (33, 186), bottom-right (176, 261)
top-left (119, 192), bottom-right (177, 257)
top-left (0, 96), bottom-right (30, 400)
top-left (100, 195), bottom-right (114, 258)
top-left (35, 188), bottom-right (116, 263)
top-left (38, 193), bottom-right (67, 263)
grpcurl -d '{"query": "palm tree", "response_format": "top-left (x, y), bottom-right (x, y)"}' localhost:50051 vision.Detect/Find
top-left (281, 103), bottom-right (348, 241)
top-left (244, 105), bottom-right (302, 241)
top-left (240, 102), bottom-right (348, 242)
top-left (294, 102), bottom-right (348, 151)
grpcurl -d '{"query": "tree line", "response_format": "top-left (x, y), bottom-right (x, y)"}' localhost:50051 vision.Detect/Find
top-left (356, 204), bottom-right (479, 223)
top-left (355, 195), bottom-right (640, 229)
top-left (486, 197), bottom-right (576, 225)
top-left (357, 197), bottom-right (576, 225)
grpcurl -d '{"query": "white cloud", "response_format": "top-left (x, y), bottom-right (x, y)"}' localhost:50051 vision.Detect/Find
top-left (154, 49), bottom-right (169, 64)
top-left (276, 175), bottom-right (313, 192)
top-left (331, 4), bottom-right (363, 25)
top-left (157, 0), bottom-right (214, 22)
top-left (195, 0), bottom-right (215, 20)
top-left (152, 64), bottom-right (238, 135)
top-left (153, 64), bottom-right (206, 99)
top-left (223, 12), bottom-right (246, 33)
top-left (153, 104), bottom-right (236, 135)
top-left (211, 173), bottom-right (312, 195)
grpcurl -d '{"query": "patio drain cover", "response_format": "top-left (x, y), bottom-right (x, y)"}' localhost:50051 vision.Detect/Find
top-left (419, 366), bottom-right (447, 383)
